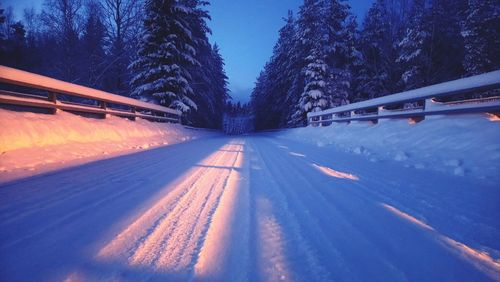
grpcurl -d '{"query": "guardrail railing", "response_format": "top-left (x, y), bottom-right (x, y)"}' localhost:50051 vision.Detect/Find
top-left (307, 70), bottom-right (500, 126)
top-left (0, 65), bottom-right (181, 123)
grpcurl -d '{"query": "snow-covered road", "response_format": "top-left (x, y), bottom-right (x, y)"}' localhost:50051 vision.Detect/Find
top-left (0, 135), bottom-right (498, 281)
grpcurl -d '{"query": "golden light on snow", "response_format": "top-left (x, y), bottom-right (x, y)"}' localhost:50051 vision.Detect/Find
top-left (312, 163), bottom-right (359, 181)
top-left (486, 113), bottom-right (500, 122)
top-left (93, 140), bottom-right (246, 279)
top-left (381, 203), bottom-right (500, 280)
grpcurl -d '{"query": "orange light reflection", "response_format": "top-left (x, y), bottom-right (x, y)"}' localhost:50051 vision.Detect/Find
top-left (312, 163), bottom-right (359, 181)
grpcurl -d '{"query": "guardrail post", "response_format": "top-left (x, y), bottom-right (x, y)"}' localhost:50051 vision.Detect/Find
top-left (424, 98), bottom-right (433, 109)
top-left (408, 100), bottom-right (425, 124)
top-left (131, 107), bottom-right (137, 121)
top-left (48, 92), bottom-right (59, 114)
top-left (371, 109), bottom-right (379, 124)
top-left (100, 101), bottom-right (108, 119)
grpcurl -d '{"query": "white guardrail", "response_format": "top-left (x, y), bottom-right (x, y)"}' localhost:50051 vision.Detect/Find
top-left (307, 70), bottom-right (500, 126)
top-left (0, 65), bottom-right (181, 123)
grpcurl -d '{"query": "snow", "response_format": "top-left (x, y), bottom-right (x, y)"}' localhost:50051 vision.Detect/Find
top-left (0, 109), bottom-right (217, 183)
top-left (0, 112), bottom-right (499, 281)
top-left (277, 114), bottom-right (500, 184)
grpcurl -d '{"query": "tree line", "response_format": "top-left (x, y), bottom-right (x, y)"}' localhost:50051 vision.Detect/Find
top-left (251, 0), bottom-right (500, 130)
top-left (0, 0), bottom-right (229, 128)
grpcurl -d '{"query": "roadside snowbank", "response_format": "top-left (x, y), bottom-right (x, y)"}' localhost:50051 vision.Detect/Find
top-left (0, 109), bottom-right (218, 182)
top-left (276, 114), bottom-right (500, 183)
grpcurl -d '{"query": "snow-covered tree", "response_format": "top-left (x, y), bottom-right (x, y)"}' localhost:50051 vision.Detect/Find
top-left (129, 0), bottom-right (198, 113)
top-left (207, 43), bottom-right (230, 126)
top-left (296, 49), bottom-right (329, 114)
top-left (182, 0), bottom-right (223, 127)
top-left (290, 0), bottom-right (329, 125)
top-left (461, 0), bottom-right (500, 75)
top-left (251, 10), bottom-right (299, 129)
top-left (424, 0), bottom-right (467, 84)
top-left (324, 3), bottom-right (358, 107)
top-left (396, 0), bottom-right (431, 90)
top-left (355, 0), bottom-right (392, 100)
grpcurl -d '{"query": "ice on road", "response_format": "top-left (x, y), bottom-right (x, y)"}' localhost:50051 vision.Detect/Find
top-left (0, 136), bottom-right (498, 281)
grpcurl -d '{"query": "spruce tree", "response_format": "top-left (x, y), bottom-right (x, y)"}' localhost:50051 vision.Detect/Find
top-left (461, 0), bottom-right (500, 75)
top-left (297, 48), bottom-right (329, 114)
top-left (356, 0), bottom-right (392, 100)
top-left (427, 0), bottom-right (467, 83)
top-left (129, 0), bottom-right (198, 113)
top-left (291, 0), bottom-right (329, 125)
top-left (396, 0), bottom-right (431, 90)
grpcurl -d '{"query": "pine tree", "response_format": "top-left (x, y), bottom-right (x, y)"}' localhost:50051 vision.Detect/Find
top-left (297, 48), bottom-right (329, 114)
top-left (290, 0), bottom-right (329, 125)
top-left (325, 7), bottom-right (359, 107)
top-left (250, 10), bottom-right (298, 129)
top-left (396, 0), bottom-right (431, 90)
top-left (251, 67), bottom-right (271, 130)
top-left (209, 43), bottom-right (230, 126)
top-left (129, 0), bottom-right (198, 113)
top-left (426, 0), bottom-right (467, 83)
top-left (182, 0), bottom-right (219, 127)
top-left (356, 0), bottom-right (392, 100)
top-left (461, 0), bottom-right (500, 75)
top-left (266, 11), bottom-right (297, 128)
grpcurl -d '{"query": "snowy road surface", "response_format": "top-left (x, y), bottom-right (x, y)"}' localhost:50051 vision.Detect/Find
top-left (0, 135), bottom-right (499, 281)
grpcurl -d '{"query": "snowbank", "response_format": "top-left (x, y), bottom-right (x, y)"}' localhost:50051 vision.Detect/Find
top-left (0, 109), bottom-right (218, 182)
top-left (276, 114), bottom-right (500, 183)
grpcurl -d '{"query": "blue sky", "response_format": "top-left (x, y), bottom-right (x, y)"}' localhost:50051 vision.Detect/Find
top-left (3, 0), bottom-right (373, 103)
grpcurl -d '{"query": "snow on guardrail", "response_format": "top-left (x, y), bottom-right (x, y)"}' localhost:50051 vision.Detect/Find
top-left (308, 70), bottom-right (500, 125)
top-left (0, 65), bottom-right (181, 122)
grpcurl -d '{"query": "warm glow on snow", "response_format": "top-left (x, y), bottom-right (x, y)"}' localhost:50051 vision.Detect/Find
top-left (486, 113), bottom-right (500, 122)
top-left (95, 140), bottom-right (246, 278)
top-left (0, 109), bottom-right (213, 183)
top-left (312, 163), bottom-right (359, 180)
top-left (382, 203), bottom-right (500, 280)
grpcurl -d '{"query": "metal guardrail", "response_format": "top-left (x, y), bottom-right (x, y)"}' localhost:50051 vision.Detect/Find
top-left (307, 70), bottom-right (500, 126)
top-left (0, 65), bottom-right (182, 123)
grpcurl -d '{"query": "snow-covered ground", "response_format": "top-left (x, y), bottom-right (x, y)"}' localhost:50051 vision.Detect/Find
top-left (0, 112), bottom-right (499, 281)
top-left (278, 114), bottom-right (500, 185)
top-left (0, 109), bottom-right (217, 183)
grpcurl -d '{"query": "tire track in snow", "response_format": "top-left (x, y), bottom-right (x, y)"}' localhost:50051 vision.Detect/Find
top-left (192, 144), bottom-right (250, 282)
top-left (97, 144), bottom-right (230, 262)
top-left (253, 137), bottom-right (408, 281)
top-left (96, 141), bottom-right (245, 280)
top-left (263, 137), bottom-right (496, 281)
top-left (249, 139), bottom-right (332, 282)
top-left (1, 141), bottom-right (227, 251)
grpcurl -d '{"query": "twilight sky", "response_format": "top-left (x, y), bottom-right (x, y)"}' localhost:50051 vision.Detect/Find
top-left (3, 0), bottom-right (373, 103)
